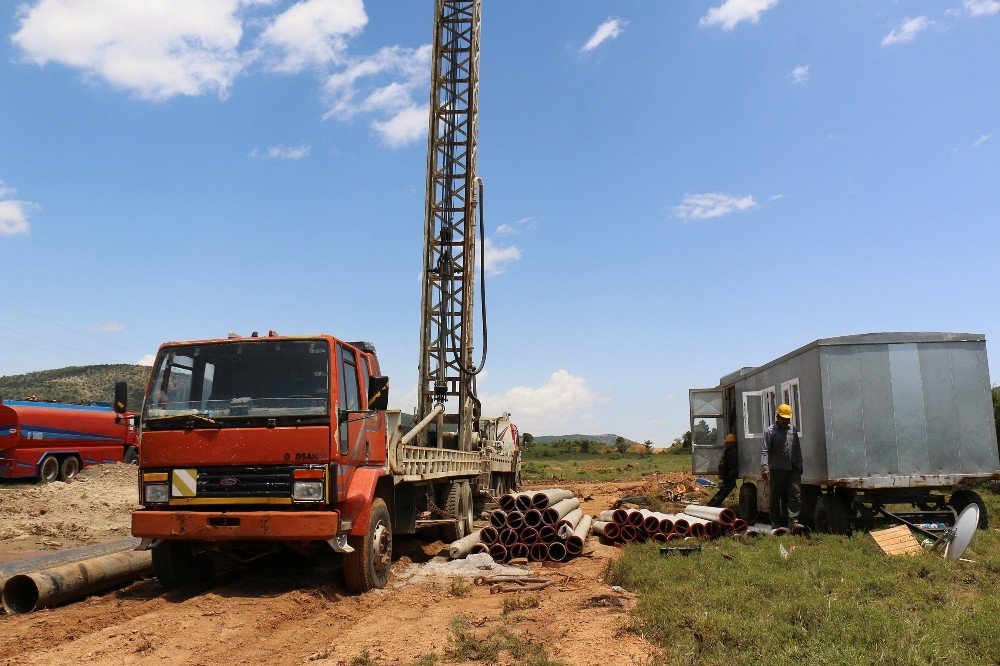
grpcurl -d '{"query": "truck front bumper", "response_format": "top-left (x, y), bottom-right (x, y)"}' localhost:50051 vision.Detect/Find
top-left (132, 509), bottom-right (339, 541)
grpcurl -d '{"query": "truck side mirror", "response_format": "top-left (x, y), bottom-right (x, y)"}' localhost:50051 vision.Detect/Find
top-left (114, 381), bottom-right (128, 414)
top-left (367, 376), bottom-right (389, 411)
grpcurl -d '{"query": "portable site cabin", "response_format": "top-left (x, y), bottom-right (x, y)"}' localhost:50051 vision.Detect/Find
top-left (689, 332), bottom-right (999, 530)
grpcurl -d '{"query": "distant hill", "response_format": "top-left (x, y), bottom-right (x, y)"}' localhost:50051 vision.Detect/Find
top-left (0, 364), bottom-right (150, 410)
top-left (532, 434), bottom-right (640, 446)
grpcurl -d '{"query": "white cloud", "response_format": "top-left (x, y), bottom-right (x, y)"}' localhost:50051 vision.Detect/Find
top-left (93, 322), bottom-right (125, 332)
top-left (483, 237), bottom-right (522, 276)
top-left (322, 44), bottom-right (432, 148)
top-left (881, 16), bottom-right (935, 47)
top-left (371, 105), bottom-right (428, 147)
top-left (973, 133), bottom-right (993, 148)
top-left (665, 393), bottom-right (676, 403)
top-left (674, 192), bottom-right (762, 221)
top-left (580, 18), bottom-right (626, 52)
top-left (137, 354), bottom-right (156, 366)
top-left (258, 0), bottom-right (367, 73)
top-left (0, 181), bottom-right (16, 198)
top-left (0, 200), bottom-right (35, 236)
top-left (699, 0), bottom-right (779, 31)
top-left (495, 216), bottom-right (536, 236)
top-left (248, 144), bottom-right (311, 159)
top-left (12, 0), bottom-right (247, 101)
top-left (963, 0), bottom-right (1000, 16)
top-left (790, 65), bottom-right (810, 84)
top-left (481, 370), bottom-right (601, 432)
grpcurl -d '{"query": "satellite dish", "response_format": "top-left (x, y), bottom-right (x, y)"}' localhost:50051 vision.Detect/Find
top-left (944, 504), bottom-right (979, 561)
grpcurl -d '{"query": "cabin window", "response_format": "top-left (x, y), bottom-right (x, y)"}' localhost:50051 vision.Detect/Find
top-left (780, 378), bottom-right (803, 436)
top-left (762, 387), bottom-right (777, 427)
top-left (743, 391), bottom-right (764, 438)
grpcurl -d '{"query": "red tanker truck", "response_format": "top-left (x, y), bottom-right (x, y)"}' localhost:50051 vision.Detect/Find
top-left (0, 394), bottom-right (139, 482)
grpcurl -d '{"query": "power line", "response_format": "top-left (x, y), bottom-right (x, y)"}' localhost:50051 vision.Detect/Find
top-left (0, 301), bottom-right (145, 356)
top-left (0, 334), bottom-right (93, 364)
top-left (0, 325), bottom-right (119, 363)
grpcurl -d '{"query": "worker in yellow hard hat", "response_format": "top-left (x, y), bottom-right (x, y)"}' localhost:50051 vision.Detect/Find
top-left (709, 433), bottom-right (739, 507)
top-left (761, 403), bottom-right (804, 530)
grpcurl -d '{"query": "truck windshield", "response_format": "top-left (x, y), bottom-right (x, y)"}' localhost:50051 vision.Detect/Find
top-left (143, 339), bottom-right (330, 424)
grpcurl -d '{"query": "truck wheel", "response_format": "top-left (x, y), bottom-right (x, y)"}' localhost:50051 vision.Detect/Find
top-left (123, 446), bottom-right (139, 465)
top-left (738, 483), bottom-right (758, 523)
top-left (38, 456), bottom-right (59, 484)
top-left (152, 540), bottom-right (213, 589)
top-left (440, 481), bottom-right (472, 542)
top-left (815, 494), bottom-right (852, 535)
top-left (343, 498), bottom-right (392, 593)
top-left (59, 456), bottom-right (81, 482)
top-left (949, 489), bottom-right (988, 529)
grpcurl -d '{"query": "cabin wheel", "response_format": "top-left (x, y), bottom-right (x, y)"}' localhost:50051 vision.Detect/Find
top-left (38, 456), bottom-right (60, 484)
top-left (59, 456), bottom-right (81, 482)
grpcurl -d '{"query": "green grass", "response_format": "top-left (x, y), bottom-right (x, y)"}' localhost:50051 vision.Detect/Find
top-left (521, 444), bottom-right (692, 482)
top-left (605, 485), bottom-right (1000, 665)
top-left (445, 617), bottom-right (563, 666)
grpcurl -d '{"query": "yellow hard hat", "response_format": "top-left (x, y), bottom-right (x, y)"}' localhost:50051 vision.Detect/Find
top-left (777, 403), bottom-right (794, 419)
top-left (724, 434), bottom-right (737, 443)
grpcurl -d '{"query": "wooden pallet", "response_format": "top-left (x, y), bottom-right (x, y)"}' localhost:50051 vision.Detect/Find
top-left (870, 525), bottom-right (923, 556)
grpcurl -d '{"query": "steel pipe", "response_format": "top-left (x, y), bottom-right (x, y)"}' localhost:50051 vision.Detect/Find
top-left (499, 492), bottom-right (520, 512)
top-left (519, 527), bottom-right (539, 544)
top-left (490, 510), bottom-right (507, 529)
top-left (2, 550), bottom-right (153, 614)
top-left (505, 510), bottom-right (524, 530)
top-left (620, 525), bottom-right (640, 542)
top-left (531, 489), bottom-right (574, 509)
top-left (480, 526), bottom-right (500, 546)
top-left (488, 543), bottom-right (508, 562)
top-left (591, 520), bottom-right (611, 537)
top-left (673, 518), bottom-right (690, 536)
top-left (566, 515), bottom-right (592, 555)
top-left (612, 508), bottom-right (631, 526)
top-left (538, 525), bottom-right (557, 543)
top-left (626, 510), bottom-right (645, 527)
top-left (515, 493), bottom-right (534, 511)
top-left (603, 523), bottom-right (621, 541)
top-left (523, 509), bottom-right (544, 528)
top-left (731, 519), bottom-right (748, 535)
top-left (471, 543), bottom-right (490, 554)
top-left (528, 543), bottom-right (548, 561)
top-left (658, 516), bottom-right (675, 534)
top-left (688, 523), bottom-right (706, 538)
top-left (546, 541), bottom-right (568, 562)
top-left (597, 510), bottom-right (616, 522)
top-left (399, 403), bottom-right (445, 446)
top-left (500, 528), bottom-right (519, 547)
top-left (684, 504), bottom-right (737, 525)
top-left (448, 530), bottom-right (483, 559)
top-left (557, 508), bottom-right (584, 538)
top-left (508, 543), bottom-right (529, 560)
top-left (543, 498), bottom-right (580, 526)
top-left (0, 537), bottom-right (141, 590)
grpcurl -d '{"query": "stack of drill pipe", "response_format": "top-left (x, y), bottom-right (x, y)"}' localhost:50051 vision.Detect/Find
top-left (595, 506), bottom-right (750, 545)
top-left (466, 488), bottom-right (593, 564)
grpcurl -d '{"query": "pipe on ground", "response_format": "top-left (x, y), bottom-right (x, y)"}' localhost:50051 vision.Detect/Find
top-left (471, 543), bottom-right (490, 554)
top-left (611, 509), bottom-right (631, 526)
top-left (499, 493), bottom-right (519, 512)
top-left (2, 550), bottom-right (153, 614)
top-left (531, 489), bottom-right (574, 509)
top-left (731, 519), bottom-right (748, 535)
top-left (597, 510), bottom-right (616, 523)
top-left (490, 510), bottom-right (507, 529)
top-left (672, 518), bottom-right (690, 536)
top-left (505, 511), bottom-right (524, 530)
top-left (524, 509), bottom-right (544, 528)
top-left (684, 504), bottom-right (737, 525)
top-left (626, 510), bottom-right (645, 527)
top-left (508, 543), bottom-right (529, 560)
top-left (519, 527), bottom-right (539, 544)
top-left (566, 515), bottom-right (592, 555)
top-left (543, 498), bottom-right (581, 526)
top-left (448, 530), bottom-right (483, 559)
top-left (620, 525), bottom-right (640, 542)
top-left (488, 543), bottom-right (508, 562)
top-left (528, 543), bottom-right (548, 562)
top-left (515, 493), bottom-right (534, 511)
top-left (603, 523), bottom-right (621, 541)
top-left (547, 541), bottom-right (568, 562)
top-left (538, 525), bottom-right (557, 543)
top-left (480, 526), bottom-right (500, 546)
top-left (557, 508), bottom-right (584, 538)
top-left (591, 520), bottom-right (610, 538)
top-left (0, 537), bottom-right (141, 590)
top-left (500, 529), bottom-right (519, 547)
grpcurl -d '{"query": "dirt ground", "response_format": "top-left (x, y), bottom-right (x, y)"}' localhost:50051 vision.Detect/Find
top-left (0, 470), bottom-right (702, 664)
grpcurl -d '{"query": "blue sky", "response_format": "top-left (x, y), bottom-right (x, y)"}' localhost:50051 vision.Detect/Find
top-left (0, 0), bottom-right (998, 443)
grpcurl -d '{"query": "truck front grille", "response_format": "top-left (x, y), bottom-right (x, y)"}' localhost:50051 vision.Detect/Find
top-left (196, 466), bottom-right (295, 498)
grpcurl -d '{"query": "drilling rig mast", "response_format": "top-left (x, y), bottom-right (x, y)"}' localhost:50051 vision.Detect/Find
top-left (417, 0), bottom-right (483, 452)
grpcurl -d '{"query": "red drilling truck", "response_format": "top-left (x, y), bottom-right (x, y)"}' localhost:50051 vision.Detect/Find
top-left (0, 398), bottom-right (139, 482)
top-left (129, 333), bottom-right (519, 591)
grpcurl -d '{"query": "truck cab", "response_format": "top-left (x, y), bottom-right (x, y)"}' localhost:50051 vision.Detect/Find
top-left (132, 332), bottom-right (394, 590)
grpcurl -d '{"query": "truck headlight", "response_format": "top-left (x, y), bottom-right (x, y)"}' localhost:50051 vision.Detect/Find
top-left (293, 481), bottom-right (323, 501)
top-left (144, 483), bottom-right (169, 504)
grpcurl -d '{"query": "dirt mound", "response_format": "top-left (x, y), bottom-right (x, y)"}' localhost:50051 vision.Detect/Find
top-left (0, 463), bottom-right (138, 557)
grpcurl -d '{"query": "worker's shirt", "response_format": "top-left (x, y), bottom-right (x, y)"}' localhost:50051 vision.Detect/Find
top-left (718, 445), bottom-right (739, 483)
top-left (760, 423), bottom-right (802, 472)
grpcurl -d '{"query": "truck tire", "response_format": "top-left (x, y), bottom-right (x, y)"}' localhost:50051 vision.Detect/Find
top-left (738, 483), bottom-right (758, 523)
top-left (38, 456), bottom-right (60, 484)
top-left (440, 481), bottom-right (473, 543)
top-left (152, 540), bottom-right (213, 589)
top-left (123, 446), bottom-right (139, 465)
top-left (343, 498), bottom-right (392, 593)
top-left (815, 493), bottom-right (852, 535)
top-left (949, 489), bottom-right (988, 529)
top-left (59, 455), bottom-right (81, 482)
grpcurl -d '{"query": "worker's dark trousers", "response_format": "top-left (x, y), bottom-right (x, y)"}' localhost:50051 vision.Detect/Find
top-left (708, 480), bottom-right (736, 507)
top-left (769, 469), bottom-right (801, 527)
